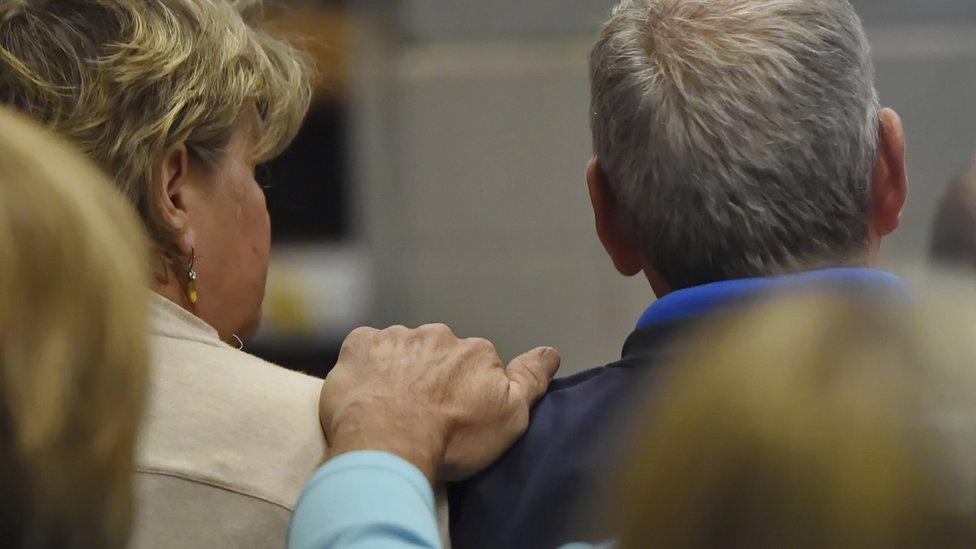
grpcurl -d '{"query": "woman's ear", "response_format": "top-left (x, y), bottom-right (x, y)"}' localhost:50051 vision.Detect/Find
top-left (586, 158), bottom-right (644, 277)
top-left (154, 143), bottom-right (194, 254)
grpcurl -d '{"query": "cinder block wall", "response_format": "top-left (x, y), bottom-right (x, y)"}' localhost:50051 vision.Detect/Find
top-left (350, 3), bottom-right (976, 375)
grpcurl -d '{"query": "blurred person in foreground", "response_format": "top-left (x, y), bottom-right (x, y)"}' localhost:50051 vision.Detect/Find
top-left (613, 292), bottom-right (976, 547)
top-left (0, 1), bottom-right (328, 544)
top-left (447, 0), bottom-right (910, 546)
top-left (289, 291), bottom-right (976, 548)
top-left (0, 106), bottom-right (149, 546)
top-left (930, 156), bottom-right (976, 270)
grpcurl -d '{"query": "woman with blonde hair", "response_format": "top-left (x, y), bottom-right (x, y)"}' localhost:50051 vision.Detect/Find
top-left (0, 1), bottom-right (332, 545)
top-left (0, 106), bottom-right (148, 547)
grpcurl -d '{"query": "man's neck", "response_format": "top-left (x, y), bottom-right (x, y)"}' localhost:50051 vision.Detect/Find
top-left (635, 266), bottom-right (907, 332)
top-left (643, 253), bottom-right (878, 299)
top-left (642, 265), bottom-right (672, 298)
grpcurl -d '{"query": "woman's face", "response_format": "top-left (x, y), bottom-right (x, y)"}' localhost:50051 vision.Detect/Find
top-left (182, 109), bottom-right (271, 342)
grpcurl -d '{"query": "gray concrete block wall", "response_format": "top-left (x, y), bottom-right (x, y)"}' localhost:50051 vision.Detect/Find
top-left (350, 13), bottom-right (976, 375)
top-left (868, 26), bottom-right (976, 258)
top-left (367, 0), bottom-right (976, 41)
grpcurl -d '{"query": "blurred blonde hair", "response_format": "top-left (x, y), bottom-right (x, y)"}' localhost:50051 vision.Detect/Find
top-left (618, 292), bottom-right (976, 547)
top-left (0, 106), bottom-right (149, 547)
top-left (0, 0), bottom-right (311, 273)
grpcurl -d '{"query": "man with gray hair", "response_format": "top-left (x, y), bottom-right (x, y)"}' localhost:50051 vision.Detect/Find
top-left (449, 0), bottom-right (909, 547)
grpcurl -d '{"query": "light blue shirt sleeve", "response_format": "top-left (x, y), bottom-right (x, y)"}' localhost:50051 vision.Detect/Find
top-left (287, 450), bottom-right (612, 549)
top-left (288, 451), bottom-right (443, 549)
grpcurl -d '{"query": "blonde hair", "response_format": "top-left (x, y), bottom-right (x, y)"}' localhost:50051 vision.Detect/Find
top-left (0, 0), bottom-right (311, 271)
top-left (0, 106), bottom-right (149, 547)
top-left (618, 293), bottom-right (976, 547)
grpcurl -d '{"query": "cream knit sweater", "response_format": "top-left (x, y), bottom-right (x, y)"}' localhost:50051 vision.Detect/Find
top-left (131, 294), bottom-right (327, 547)
top-left (130, 295), bottom-right (450, 548)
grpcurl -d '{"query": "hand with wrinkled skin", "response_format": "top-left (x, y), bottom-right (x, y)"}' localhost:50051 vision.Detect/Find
top-left (320, 323), bottom-right (561, 482)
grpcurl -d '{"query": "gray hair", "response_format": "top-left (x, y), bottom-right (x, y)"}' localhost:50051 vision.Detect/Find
top-left (590, 0), bottom-right (880, 289)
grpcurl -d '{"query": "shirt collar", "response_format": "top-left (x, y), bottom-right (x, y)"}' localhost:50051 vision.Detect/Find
top-left (148, 292), bottom-right (227, 348)
top-left (636, 268), bottom-right (910, 331)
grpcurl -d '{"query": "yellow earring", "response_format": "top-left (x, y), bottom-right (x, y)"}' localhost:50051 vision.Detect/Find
top-left (187, 248), bottom-right (199, 304)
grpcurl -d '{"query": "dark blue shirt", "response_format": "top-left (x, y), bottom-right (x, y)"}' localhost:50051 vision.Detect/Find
top-left (448, 268), bottom-right (908, 549)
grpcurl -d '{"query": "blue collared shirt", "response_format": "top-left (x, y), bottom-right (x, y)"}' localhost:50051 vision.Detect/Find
top-left (636, 267), bottom-right (909, 330)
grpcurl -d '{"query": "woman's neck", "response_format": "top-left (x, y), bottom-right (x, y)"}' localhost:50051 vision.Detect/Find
top-left (153, 268), bottom-right (194, 315)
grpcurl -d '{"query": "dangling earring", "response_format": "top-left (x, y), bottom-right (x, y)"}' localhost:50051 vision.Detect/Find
top-left (187, 248), bottom-right (199, 304)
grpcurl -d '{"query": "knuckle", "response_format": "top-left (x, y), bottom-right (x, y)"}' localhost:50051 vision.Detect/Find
top-left (419, 322), bottom-right (454, 336)
top-left (520, 364), bottom-right (547, 391)
top-left (466, 337), bottom-right (496, 354)
top-left (348, 326), bottom-right (376, 338)
top-left (343, 326), bottom-right (376, 346)
top-left (384, 324), bottom-right (409, 335)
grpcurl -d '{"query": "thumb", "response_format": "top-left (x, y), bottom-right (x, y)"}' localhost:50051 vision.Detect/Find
top-left (505, 346), bottom-right (561, 405)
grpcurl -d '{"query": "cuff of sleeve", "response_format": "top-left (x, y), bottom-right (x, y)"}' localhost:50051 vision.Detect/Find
top-left (289, 451), bottom-right (440, 548)
top-left (310, 451), bottom-right (435, 509)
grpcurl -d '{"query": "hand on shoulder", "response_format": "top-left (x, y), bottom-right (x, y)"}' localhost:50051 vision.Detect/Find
top-left (320, 324), bottom-right (560, 481)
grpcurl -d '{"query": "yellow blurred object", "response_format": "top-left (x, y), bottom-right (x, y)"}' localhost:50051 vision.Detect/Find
top-left (265, 268), bottom-right (314, 333)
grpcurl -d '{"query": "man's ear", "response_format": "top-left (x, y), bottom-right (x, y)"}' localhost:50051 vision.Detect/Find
top-left (869, 108), bottom-right (908, 238)
top-left (154, 143), bottom-right (195, 253)
top-left (586, 158), bottom-right (644, 277)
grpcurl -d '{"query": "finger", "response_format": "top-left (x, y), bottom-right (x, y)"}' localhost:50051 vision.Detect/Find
top-left (505, 346), bottom-right (561, 405)
top-left (318, 380), bottom-right (332, 442)
top-left (464, 337), bottom-right (497, 357)
top-left (418, 322), bottom-right (458, 341)
top-left (383, 324), bottom-right (409, 335)
top-left (342, 326), bottom-right (378, 346)
top-left (337, 326), bottom-right (378, 358)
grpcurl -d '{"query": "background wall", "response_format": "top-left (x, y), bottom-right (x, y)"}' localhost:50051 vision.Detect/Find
top-left (389, 0), bottom-right (976, 39)
top-left (347, 1), bottom-right (976, 375)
